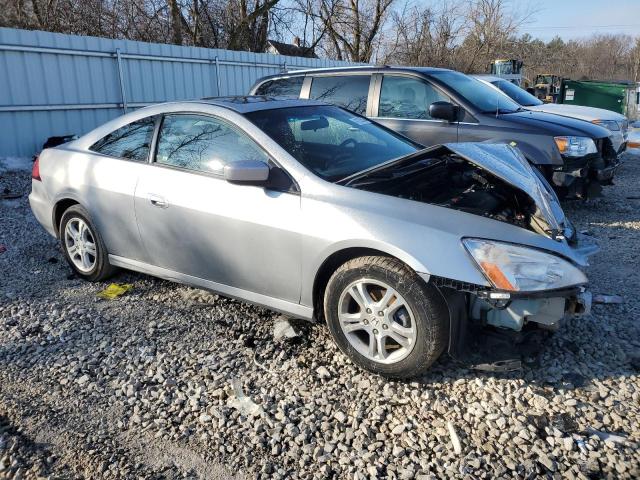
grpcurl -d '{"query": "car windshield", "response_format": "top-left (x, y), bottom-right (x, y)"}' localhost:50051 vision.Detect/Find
top-left (245, 105), bottom-right (419, 181)
top-left (492, 79), bottom-right (543, 107)
top-left (429, 71), bottom-right (522, 114)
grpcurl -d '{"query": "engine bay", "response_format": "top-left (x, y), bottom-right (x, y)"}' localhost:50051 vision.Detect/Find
top-left (354, 154), bottom-right (541, 233)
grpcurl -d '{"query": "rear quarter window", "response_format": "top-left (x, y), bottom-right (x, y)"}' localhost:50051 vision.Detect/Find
top-left (255, 77), bottom-right (304, 97)
top-left (309, 75), bottom-right (370, 115)
top-left (90, 116), bottom-right (156, 161)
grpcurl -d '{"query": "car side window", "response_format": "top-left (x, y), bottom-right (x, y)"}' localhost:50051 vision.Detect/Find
top-left (154, 114), bottom-right (269, 175)
top-left (309, 75), bottom-right (370, 115)
top-left (89, 116), bottom-right (155, 161)
top-left (378, 76), bottom-right (450, 120)
top-left (255, 77), bottom-right (303, 97)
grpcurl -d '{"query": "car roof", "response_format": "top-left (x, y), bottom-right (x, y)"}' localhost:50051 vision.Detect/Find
top-left (184, 96), bottom-right (329, 113)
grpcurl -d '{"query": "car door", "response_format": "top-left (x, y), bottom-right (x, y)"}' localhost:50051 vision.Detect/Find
top-left (133, 113), bottom-right (302, 303)
top-left (372, 74), bottom-right (459, 146)
top-left (83, 115), bottom-right (156, 261)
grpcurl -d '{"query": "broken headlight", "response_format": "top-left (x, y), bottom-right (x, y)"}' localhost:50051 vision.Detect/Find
top-left (554, 136), bottom-right (597, 157)
top-left (463, 238), bottom-right (587, 292)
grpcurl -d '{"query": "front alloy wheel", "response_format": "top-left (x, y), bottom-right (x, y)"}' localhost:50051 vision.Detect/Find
top-left (337, 279), bottom-right (417, 364)
top-left (324, 256), bottom-right (449, 378)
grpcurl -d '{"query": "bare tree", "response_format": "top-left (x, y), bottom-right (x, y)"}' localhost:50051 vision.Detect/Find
top-left (1, 0), bottom-right (639, 82)
top-left (168, 0), bottom-right (184, 44)
top-left (457, 0), bottom-right (532, 73)
top-left (317, 0), bottom-right (397, 62)
top-left (384, 1), bottom-right (466, 67)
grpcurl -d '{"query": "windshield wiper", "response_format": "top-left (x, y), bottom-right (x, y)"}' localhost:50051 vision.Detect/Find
top-left (480, 108), bottom-right (519, 115)
top-left (345, 171), bottom-right (396, 186)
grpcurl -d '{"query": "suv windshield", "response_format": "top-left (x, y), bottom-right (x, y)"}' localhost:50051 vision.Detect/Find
top-left (430, 71), bottom-right (522, 114)
top-left (491, 79), bottom-right (543, 107)
top-left (246, 105), bottom-right (419, 181)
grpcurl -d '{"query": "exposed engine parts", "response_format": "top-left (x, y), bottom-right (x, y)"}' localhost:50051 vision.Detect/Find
top-left (357, 154), bottom-right (538, 233)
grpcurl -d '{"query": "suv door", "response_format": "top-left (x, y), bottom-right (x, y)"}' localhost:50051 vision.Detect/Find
top-left (134, 113), bottom-right (302, 303)
top-left (373, 74), bottom-right (459, 145)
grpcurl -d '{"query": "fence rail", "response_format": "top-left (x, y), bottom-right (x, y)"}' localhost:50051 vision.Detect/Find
top-left (0, 27), bottom-right (357, 156)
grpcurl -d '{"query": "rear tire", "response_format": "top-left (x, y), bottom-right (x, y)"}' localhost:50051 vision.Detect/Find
top-left (324, 256), bottom-right (449, 378)
top-left (59, 205), bottom-right (115, 282)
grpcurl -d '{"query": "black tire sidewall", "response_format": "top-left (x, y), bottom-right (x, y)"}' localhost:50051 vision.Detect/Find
top-left (59, 205), bottom-right (112, 282)
top-left (324, 257), bottom-right (448, 378)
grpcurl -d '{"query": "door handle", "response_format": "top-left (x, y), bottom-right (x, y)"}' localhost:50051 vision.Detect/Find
top-left (149, 194), bottom-right (168, 208)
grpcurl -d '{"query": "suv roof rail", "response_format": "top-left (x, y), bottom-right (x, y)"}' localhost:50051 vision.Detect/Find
top-left (279, 65), bottom-right (374, 75)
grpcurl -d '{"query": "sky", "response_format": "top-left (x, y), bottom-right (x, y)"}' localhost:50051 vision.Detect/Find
top-left (517, 0), bottom-right (640, 41)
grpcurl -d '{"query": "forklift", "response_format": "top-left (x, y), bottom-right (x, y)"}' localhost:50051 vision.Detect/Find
top-left (532, 74), bottom-right (562, 103)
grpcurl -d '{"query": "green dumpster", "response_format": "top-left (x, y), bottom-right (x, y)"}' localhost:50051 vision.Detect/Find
top-left (558, 80), bottom-right (638, 117)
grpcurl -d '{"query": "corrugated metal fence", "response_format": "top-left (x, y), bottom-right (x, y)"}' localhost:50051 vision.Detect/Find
top-left (0, 27), bottom-right (358, 157)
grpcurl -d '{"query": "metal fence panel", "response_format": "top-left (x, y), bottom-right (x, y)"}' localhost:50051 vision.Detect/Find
top-left (0, 27), bottom-right (358, 156)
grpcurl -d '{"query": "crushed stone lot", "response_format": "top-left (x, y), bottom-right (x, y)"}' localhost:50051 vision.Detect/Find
top-left (1, 155), bottom-right (639, 479)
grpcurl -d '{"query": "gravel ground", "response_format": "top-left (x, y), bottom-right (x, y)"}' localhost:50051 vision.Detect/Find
top-left (1, 154), bottom-right (639, 479)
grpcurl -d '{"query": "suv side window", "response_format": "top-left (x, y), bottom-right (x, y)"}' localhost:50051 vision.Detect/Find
top-left (378, 76), bottom-right (450, 119)
top-left (90, 116), bottom-right (156, 161)
top-left (309, 75), bottom-right (370, 115)
top-left (155, 114), bottom-right (269, 175)
top-left (255, 77), bottom-right (303, 97)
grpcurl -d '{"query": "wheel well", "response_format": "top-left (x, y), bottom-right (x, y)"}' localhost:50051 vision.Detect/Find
top-left (312, 247), bottom-right (400, 322)
top-left (53, 199), bottom-right (79, 237)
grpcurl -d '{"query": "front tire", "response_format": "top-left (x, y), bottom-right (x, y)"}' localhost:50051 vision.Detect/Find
top-left (59, 205), bottom-right (115, 282)
top-left (324, 256), bottom-right (449, 378)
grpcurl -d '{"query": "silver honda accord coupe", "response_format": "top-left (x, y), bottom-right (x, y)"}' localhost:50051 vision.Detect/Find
top-left (30, 97), bottom-right (594, 377)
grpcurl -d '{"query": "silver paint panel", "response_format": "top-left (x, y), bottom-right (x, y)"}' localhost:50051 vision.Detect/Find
top-left (134, 165), bottom-right (302, 303)
top-left (108, 254), bottom-right (313, 319)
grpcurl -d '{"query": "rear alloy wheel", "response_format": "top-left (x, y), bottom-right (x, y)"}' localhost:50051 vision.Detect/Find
top-left (64, 217), bottom-right (97, 273)
top-left (324, 256), bottom-right (449, 378)
top-left (60, 205), bottom-right (115, 282)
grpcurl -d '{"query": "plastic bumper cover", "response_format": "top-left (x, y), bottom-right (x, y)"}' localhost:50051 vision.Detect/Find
top-left (28, 184), bottom-right (55, 238)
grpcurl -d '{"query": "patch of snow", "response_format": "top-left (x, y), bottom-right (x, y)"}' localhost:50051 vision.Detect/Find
top-left (0, 157), bottom-right (32, 173)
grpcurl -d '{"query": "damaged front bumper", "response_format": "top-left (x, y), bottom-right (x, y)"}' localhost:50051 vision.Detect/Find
top-left (551, 141), bottom-right (621, 196)
top-left (472, 285), bottom-right (591, 332)
top-left (440, 283), bottom-right (592, 369)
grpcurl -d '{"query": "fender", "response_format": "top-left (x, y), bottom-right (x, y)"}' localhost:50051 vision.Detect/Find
top-left (477, 138), bottom-right (556, 167)
top-left (301, 237), bottom-right (490, 308)
top-left (51, 191), bottom-right (84, 236)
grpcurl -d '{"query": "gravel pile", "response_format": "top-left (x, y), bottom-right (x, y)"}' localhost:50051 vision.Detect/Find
top-left (1, 155), bottom-right (639, 479)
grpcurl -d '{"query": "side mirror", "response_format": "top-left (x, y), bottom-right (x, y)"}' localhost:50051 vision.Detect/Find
top-left (429, 101), bottom-right (459, 122)
top-left (223, 160), bottom-right (269, 184)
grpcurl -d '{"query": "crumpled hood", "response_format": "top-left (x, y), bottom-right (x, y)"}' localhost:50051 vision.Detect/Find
top-left (443, 143), bottom-right (566, 237)
top-left (342, 142), bottom-right (566, 237)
